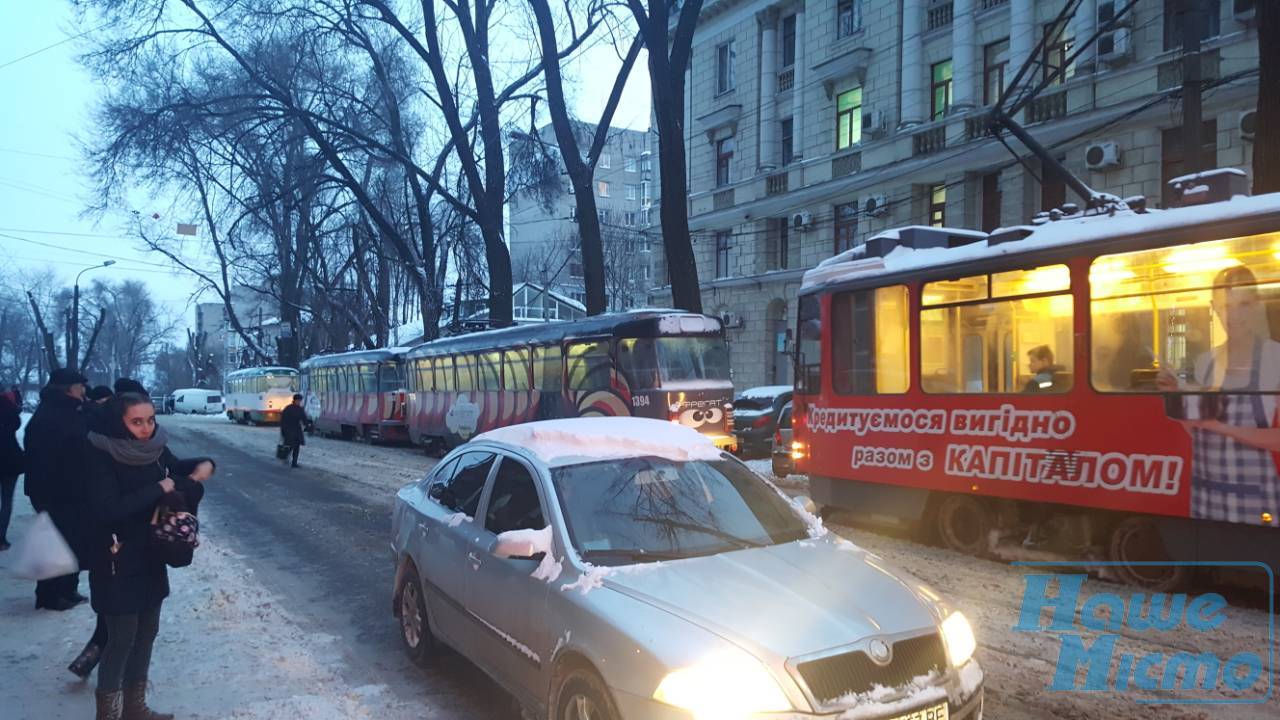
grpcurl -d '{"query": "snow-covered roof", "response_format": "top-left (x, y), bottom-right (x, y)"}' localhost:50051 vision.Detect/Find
top-left (801, 192), bottom-right (1280, 292)
top-left (737, 385), bottom-right (793, 400)
top-left (474, 417), bottom-right (724, 466)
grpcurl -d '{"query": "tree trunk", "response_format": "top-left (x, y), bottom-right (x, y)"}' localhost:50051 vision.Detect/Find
top-left (1256, 0), bottom-right (1280, 193)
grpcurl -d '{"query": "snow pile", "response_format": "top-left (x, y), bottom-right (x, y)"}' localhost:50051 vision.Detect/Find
top-left (736, 385), bottom-right (792, 400)
top-left (444, 512), bottom-right (471, 527)
top-left (475, 417), bottom-right (724, 466)
top-left (833, 672), bottom-right (948, 720)
top-left (559, 560), bottom-right (664, 595)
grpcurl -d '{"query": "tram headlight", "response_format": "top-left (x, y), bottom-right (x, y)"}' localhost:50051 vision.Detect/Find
top-left (940, 611), bottom-right (976, 667)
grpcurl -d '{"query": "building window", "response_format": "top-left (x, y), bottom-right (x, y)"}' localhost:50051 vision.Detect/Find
top-left (835, 87), bottom-right (863, 150)
top-left (1163, 0), bottom-right (1221, 51)
top-left (599, 152), bottom-right (611, 169)
top-left (837, 0), bottom-right (862, 38)
top-left (625, 184), bottom-right (638, 201)
top-left (1160, 121), bottom-right (1218, 208)
top-left (781, 14), bottom-right (797, 67)
top-left (929, 184), bottom-right (947, 227)
top-left (920, 266), bottom-right (1073, 393)
top-left (931, 60), bottom-right (953, 121)
top-left (569, 261), bottom-right (584, 278)
top-left (625, 156), bottom-right (637, 172)
top-left (981, 172), bottom-right (1002, 233)
top-left (597, 181), bottom-right (610, 197)
top-left (777, 219), bottom-right (791, 270)
top-left (983, 39), bottom-right (1009, 106)
top-left (781, 117), bottom-right (795, 165)
top-left (831, 285), bottom-right (910, 394)
top-left (640, 180), bottom-right (651, 204)
top-left (714, 231), bottom-right (732, 278)
top-left (1042, 23), bottom-right (1073, 87)
top-left (639, 154), bottom-right (652, 172)
top-left (715, 136), bottom-right (735, 187)
top-left (624, 211), bottom-right (636, 226)
top-left (716, 41), bottom-right (736, 94)
top-left (834, 202), bottom-right (859, 253)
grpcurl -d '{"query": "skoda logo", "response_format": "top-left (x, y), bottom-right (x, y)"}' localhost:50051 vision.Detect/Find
top-left (867, 638), bottom-right (892, 665)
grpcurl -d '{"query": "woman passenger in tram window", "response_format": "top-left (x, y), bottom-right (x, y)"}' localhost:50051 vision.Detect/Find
top-left (1158, 265), bottom-right (1280, 526)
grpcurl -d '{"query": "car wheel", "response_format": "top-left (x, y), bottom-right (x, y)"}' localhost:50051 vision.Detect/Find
top-left (1107, 516), bottom-right (1189, 591)
top-left (398, 571), bottom-right (435, 667)
top-left (935, 494), bottom-right (992, 555)
top-left (554, 668), bottom-right (620, 720)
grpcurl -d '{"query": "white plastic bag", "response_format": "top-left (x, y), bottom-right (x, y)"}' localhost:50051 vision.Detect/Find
top-left (10, 511), bottom-right (80, 581)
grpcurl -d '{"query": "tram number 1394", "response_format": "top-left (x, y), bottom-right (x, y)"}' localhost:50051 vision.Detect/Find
top-left (632, 395), bottom-right (650, 408)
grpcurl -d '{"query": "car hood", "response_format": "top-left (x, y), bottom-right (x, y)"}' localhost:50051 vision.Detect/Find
top-left (600, 537), bottom-right (941, 661)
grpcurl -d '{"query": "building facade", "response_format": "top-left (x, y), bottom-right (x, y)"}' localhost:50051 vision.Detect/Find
top-left (509, 122), bottom-right (658, 309)
top-left (648, 0), bottom-right (1260, 389)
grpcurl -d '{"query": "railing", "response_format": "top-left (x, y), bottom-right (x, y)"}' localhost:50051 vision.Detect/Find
top-left (912, 126), bottom-right (947, 156)
top-left (979, 0), bottom-right (1008, 10)
top-left (1026, 90), bottom-right (1067, 124)
top-left (927, 2), bottom-right (954, 30)
top-left (766, 172), bottom-right (789, 196)
top-left (831, 152), bottom-right (862, 179)
top-left (778, 67), bottom-right (795, 92)
top-left (713, 189), bottom-right (735, 210)
top-left (965, 116), bottom-right (989, 141)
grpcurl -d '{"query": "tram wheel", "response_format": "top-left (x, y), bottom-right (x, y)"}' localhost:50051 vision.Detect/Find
top-left (935, 494), bottom-right (992, 555)
top-left (1107, 516), bottom-right (1190, 591)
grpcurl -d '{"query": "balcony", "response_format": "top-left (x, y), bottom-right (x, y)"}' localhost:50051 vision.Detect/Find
top-left (927, 2), bottom-right (954, 31)
top-left (912, 126), bottom-right (947, 157)
top-left (1026, 90), bottom-right (1067, 124)
top-left (766, 172), bottom-right (789, 196)
top-left (778, 67), bottom-right (795, 92)
top-left (979, 0), bottom-right (1008, 10)
top-left (831, 152), bottom-right (862, 179)
top-left (713, 189), bottom-right (735, 210)
top-left (965, 115), bottom-right (989, 141)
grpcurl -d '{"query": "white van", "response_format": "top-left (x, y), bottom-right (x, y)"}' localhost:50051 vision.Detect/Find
top-left (172, 388), bottom-right (224, 415)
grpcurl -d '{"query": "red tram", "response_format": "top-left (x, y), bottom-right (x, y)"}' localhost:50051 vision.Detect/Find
top-left (794, 188), bottom-right (1280, 587)
top-left (299, 348), bottom-right (411, 443)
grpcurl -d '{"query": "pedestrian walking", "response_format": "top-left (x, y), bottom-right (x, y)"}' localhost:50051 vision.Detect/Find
top-left (280, 394), bottom-right (308, 468)
top-left (22, 368), bottom-right (91, 610)
top-left (85, 392), bottom-right (179, 720)
top-left (0, 390), bottom-right (24, 551)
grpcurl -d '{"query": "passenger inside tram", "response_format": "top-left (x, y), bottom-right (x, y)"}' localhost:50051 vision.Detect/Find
top-left (1021, 345), bottom-right (1066, 393)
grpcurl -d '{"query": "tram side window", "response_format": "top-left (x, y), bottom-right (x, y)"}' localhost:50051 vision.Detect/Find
top-left (616, 338), bottom-right (659, 390)
top-left (455, 354), bottom-right (476, 392)
top-left (434, 357), bottom-right (454, 393)
top-left (797, 295), bottom-right (822, 393)
top-left (830, 285), bottom-right (909, 394)
top-left (920, 265), bottom-right (1073, 393)
top-left (503, 349), bottom-right (531, 391)
top-left (1090, 234), bottom-right (1280, 392)
top-left (567, 341), bottom-right (612, 392)
top-left (380, 362), bottom-right (403, 392)
top-left (534, 346), bottom-right (563, 392)
top-left (477, 352), bottom-right (501, 391)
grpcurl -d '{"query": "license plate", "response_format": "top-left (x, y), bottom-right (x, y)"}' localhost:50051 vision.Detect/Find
top-left (890, 701), bottom-right (948, 720)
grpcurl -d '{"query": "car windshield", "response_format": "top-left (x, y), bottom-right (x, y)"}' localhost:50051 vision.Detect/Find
top-left (656, 337), bottom-right (730, 383)
top-left (551, 456), bottom-right (809, 565)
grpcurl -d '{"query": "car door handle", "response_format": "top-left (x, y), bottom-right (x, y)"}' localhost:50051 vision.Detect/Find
top-left (417, 521), bottom-right (431, 535)
top-left (468, 551), bottom-right (482, 569)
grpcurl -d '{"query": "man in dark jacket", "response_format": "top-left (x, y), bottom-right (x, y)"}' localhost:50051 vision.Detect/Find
top-left (280, 394), bottom-right (308, 468)
top-left (23, 368), bottom-right (91, 610)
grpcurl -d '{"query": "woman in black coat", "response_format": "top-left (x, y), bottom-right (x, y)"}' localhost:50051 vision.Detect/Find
top-left (0, 392), bottom-right (23, 550)
top-left (84, 393), bottom-right (177, 720)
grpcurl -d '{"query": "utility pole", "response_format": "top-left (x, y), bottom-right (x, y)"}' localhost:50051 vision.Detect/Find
top-left (1180, 0), bottom-right (1205, 176)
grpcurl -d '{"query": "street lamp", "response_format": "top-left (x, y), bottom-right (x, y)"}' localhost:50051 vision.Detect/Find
top-left (70, 260), bottom-right (117, 372)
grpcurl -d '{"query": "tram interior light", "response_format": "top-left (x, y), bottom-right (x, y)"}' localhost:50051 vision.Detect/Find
top-left (1161, 244), bottom-right (1240, 275)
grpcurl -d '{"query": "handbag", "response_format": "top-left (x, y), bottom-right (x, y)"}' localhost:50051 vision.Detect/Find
top-left (276, 443), bottom-right (290, 460)
top-left (149, 497), bottom-right (199, 569)
top-left (10, 511), bottom-right (80, 580)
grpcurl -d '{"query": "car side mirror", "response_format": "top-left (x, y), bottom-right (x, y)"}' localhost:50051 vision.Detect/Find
top-left (792, 495), bottom-right (818, 516)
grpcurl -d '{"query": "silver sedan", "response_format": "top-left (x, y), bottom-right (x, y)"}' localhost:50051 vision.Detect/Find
top-left (390, 418), bottom-right (983, 720)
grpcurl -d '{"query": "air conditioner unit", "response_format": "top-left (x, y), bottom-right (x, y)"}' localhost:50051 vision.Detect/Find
top-left (791, 210), bottom-right (814, 231)
top-left (719, 311), bottom-right (744, 329)
top-left (1097, 27), bottom-right (1132, 65)
top-left (862, 110), bottom-right (889, 139)
top-left (1085, 141), bottom-right (1123, 170)
top-left (1234, 0), bottom-right (1257, 25)
top-left (1240, 109), bottom-right (1257, 142)
top-left (863, 194), bottom-right (889, 217)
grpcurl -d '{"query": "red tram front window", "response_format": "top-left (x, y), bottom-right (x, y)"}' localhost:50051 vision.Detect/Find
top-left (830, 285), bottom-right (909, 394)
top-left (796, 295), bottom-right (822, 394)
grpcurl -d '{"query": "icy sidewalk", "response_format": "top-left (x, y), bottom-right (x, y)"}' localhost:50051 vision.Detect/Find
top-left (0, 502), bottom-right (427, 720)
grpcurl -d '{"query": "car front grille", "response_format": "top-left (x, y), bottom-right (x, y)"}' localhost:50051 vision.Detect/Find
top-left (796, 632), bottom-right (947, 703)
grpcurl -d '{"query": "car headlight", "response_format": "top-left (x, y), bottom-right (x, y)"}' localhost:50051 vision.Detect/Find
top-left (653, 648), bottom-right (791, 719)
top-left (940, 611), bottom-right (976, 667)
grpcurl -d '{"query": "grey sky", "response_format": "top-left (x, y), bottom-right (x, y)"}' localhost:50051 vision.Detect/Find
top-left (0, 3), bottom-right (650, 332)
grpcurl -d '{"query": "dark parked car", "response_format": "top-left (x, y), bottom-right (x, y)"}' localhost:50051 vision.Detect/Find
top-left (732, 385), bottom-right (792, 458)
top-left (772, 402), bottom-right (796, 477)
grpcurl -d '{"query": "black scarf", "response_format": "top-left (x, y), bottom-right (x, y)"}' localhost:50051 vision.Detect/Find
top-left (88, 424), bottom-right (169, 466)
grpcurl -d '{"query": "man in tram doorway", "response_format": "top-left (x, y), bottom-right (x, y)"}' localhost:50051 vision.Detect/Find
top-left (1022, 345), bottom-right (1065, 393)
top-left (279, 394), bottom-right (309, 469)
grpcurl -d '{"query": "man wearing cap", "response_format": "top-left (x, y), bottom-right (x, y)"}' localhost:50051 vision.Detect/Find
top-left (23, 368), bottom-right (92, 610)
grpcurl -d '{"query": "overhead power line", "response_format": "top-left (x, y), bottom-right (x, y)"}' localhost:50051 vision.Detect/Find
top-left (0, 20), bottom-right (118, 71)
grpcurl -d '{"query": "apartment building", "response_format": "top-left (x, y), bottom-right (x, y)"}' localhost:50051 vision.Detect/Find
top-left (508, 122), bottom-right (659, 310)
top-left (647, 0), bottom-right (1260, 389)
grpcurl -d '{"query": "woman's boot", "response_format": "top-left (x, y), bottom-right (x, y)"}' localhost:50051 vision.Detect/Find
top-left (68, 641), bottom-right (102, 679)
top-left (95, 690), bottom-right (123, 720)
top-left (121, 681), bottom-right (173, 720)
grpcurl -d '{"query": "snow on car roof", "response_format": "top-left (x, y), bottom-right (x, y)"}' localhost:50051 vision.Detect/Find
top-left (474, 417), bottom-right (724, 466)
top-left (737, 385), bottom-right (793, 400)
top-left (800, 191), bottom-right (1280, 292)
